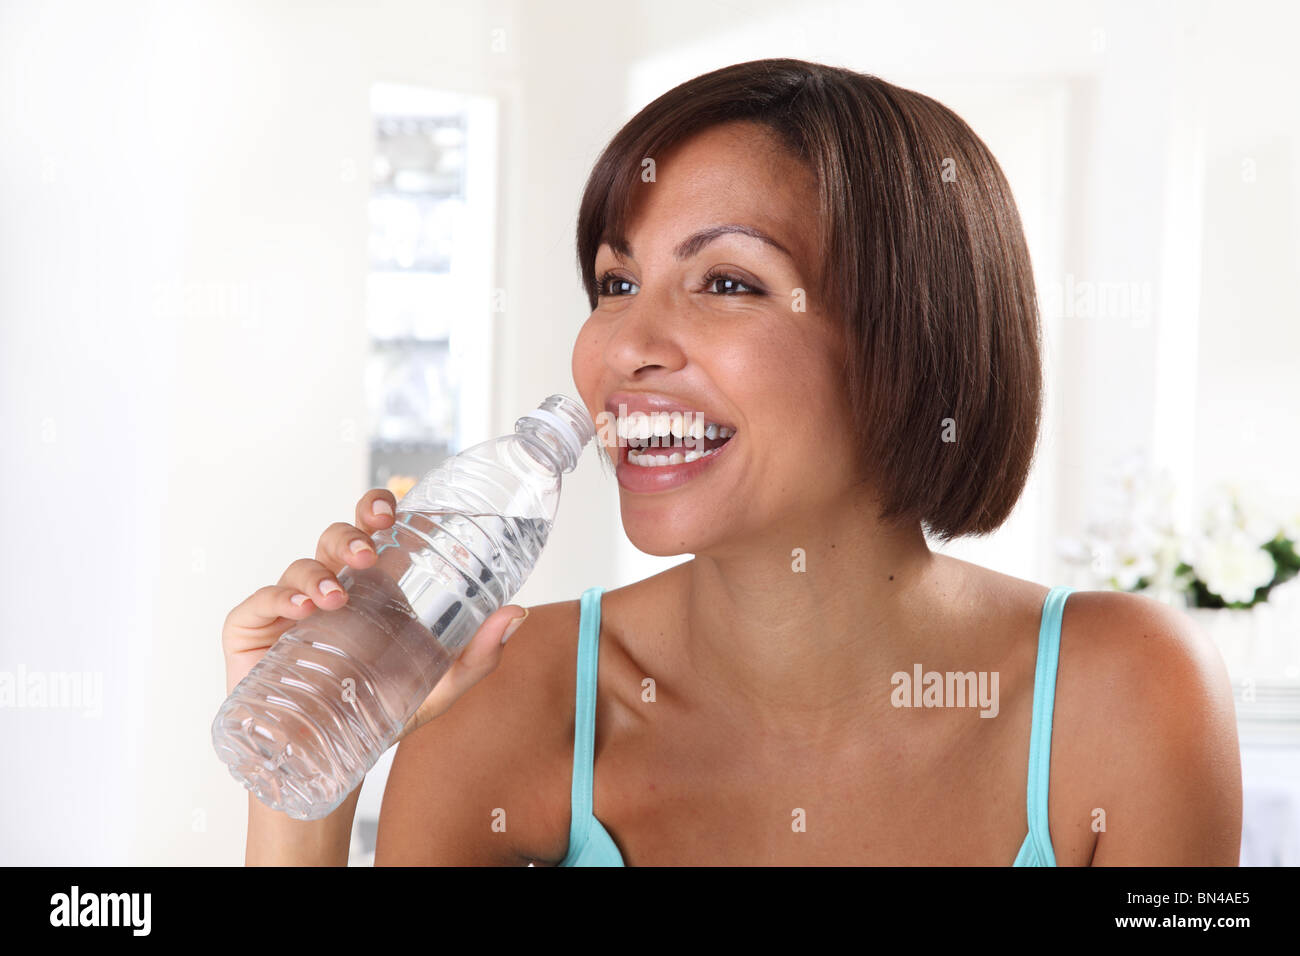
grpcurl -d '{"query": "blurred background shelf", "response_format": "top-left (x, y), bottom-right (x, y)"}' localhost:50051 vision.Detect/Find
top-left (362, 83), bottom-right (497, 501)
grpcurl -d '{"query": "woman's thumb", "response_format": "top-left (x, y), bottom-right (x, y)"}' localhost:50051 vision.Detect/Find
top-left (455, 605), bottom-right (529, 675)
top-left (498, 605), bottom-right (529, 645)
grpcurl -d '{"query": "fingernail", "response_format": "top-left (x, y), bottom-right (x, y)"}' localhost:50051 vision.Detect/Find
top-left (501, 607), bottom-right (529, 644)
top-left (349, 539), bottom-right (374, 554)
top-left (290, 593), bottom-right (310, 607)
top-left (372, 499), bottom-right (393, 517)
top-left (319, 579), bottom-right (343, 597)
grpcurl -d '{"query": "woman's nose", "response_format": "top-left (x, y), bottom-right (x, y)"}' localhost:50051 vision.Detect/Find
top-left (603, 293), bottom-right (688, 377)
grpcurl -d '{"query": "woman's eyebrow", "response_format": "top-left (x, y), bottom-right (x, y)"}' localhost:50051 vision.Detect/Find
top-left (604, 223), bottom-right (795, 263)
top-left (674, 223), bottom-right (794, 261)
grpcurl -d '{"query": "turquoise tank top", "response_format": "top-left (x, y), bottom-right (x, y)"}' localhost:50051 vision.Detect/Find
top-left (558, 584), bottom-right (1074, 866)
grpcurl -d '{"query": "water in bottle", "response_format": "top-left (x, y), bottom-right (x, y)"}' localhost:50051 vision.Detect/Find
top-left (211, 394), bottom-right (595, 820)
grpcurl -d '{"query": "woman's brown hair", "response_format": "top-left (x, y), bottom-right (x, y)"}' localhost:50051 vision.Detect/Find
top-left (576, 58), bottom-right (1042, 542)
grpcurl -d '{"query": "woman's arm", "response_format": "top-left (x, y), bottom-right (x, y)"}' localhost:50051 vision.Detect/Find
top-left (1085, 594), bottom-right (1243, 865)
top-left (245, 786), bottom-right (361, 866)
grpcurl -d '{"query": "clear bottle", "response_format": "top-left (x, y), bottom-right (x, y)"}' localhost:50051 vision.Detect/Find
top-left (211, 393), bottom-right (595, 820)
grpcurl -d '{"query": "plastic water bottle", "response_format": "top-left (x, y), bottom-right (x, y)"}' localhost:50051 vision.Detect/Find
top-left (211, 393), bottom-right (595, 820)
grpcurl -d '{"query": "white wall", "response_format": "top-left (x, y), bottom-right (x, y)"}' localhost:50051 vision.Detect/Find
top-left (1192, 4), bottom-right (1300, 510)
top-left (1, 0), bottom-right (181, 867)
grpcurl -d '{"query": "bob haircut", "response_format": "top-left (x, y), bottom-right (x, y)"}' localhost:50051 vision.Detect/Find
top-left (575, 58), bottom-right (1043, 542)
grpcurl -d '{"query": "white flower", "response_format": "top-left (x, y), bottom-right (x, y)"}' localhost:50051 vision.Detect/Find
top-left (1204, 481), bottom-right (1285, 547)
top-left (1148, 535), bottom-right (1186, 591)
top-left (1202, 491), bottom-right (1237, 539)
top-left (1283, 510), bottom-right (1300, 545)
top-left (1059, 452), bottom-right (1190, 595)
top-left (1112, 547), bottom-right (1157, 591)
top-left (1234, 487), bottom-right (1284, 547)
top-left (1192, 529), bottom-right (1277, 605)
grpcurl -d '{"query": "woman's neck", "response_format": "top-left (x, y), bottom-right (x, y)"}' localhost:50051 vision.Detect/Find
top-left (674, 488), bottom-right (950, 744)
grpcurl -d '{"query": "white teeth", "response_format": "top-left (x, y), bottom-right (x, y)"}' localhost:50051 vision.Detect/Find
top-left (616, 410), bottom-right (736, 453)
top-left (628, 446), bottom-right (724, 467)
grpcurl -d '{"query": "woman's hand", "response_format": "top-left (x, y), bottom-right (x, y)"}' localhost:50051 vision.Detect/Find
top-left (220, 488), bottom-right (529, 742)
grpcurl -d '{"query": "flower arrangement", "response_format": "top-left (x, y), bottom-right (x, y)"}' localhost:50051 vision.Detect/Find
top-left (1059, 452), bottom-right (1300, 610)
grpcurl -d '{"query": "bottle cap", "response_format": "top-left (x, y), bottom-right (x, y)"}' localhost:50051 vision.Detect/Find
top-left (515, 394), bottom-right (596, 472)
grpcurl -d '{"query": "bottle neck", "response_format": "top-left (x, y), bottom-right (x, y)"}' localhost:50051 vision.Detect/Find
top-left (515, 420), bottom-right (576, 473)
top-left (514, 396), bottom-right (593, 473)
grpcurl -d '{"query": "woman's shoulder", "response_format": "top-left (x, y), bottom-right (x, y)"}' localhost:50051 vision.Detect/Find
top-left (1050, 588), bottom-right (1242, 864)
top-left (375, 594), bottom-right (587, 864)
top-left (1056, 588), bottom-right (1234, 718)
top-left (974, 565), bottom-right (1238, 781)
top-left (953, 561), bottom-right (1240, 863)
top-left (493, 581), bottom-right (675, 864)
top-left (960, 558), bottom-right (1224, 686)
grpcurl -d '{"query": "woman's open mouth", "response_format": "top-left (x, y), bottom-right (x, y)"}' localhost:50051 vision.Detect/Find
top-left (612, 410), bottom-right (736, 492)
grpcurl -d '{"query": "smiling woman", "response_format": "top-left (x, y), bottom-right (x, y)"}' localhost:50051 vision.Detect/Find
top-left (374, 57), bottom-right (1241, 868)
top-left (575, 59), bottom-right (1042, 543)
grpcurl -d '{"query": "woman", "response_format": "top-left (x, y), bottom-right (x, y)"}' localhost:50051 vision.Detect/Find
top-left (226, 58), bottom-right (1242, 865)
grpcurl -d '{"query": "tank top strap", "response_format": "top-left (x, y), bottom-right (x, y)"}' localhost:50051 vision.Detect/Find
top-left (566, 586), bottom-right (605, 858)
top-left (1024, 585), bottom-right (1074, 865)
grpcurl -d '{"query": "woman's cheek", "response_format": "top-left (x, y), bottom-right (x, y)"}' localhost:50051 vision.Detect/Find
top-left (571, 321), bottom-right (603, 388)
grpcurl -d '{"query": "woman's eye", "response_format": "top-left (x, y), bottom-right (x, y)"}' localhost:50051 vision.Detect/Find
top-left (595, 273), bottom-right (638, 296)
top-left (594, 270), bottom-right (761, 297)
top-left (703, 271), bottom-right (760, 295)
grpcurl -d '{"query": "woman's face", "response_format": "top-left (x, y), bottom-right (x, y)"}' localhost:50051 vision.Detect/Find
top-left (573, 120), bottom-right (864, 557)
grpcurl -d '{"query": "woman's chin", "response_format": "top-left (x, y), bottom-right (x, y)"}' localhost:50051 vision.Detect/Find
top-left (622, 526), bottom-right (695, 558)
top-left (619, 513), bottom-right (717, 558)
